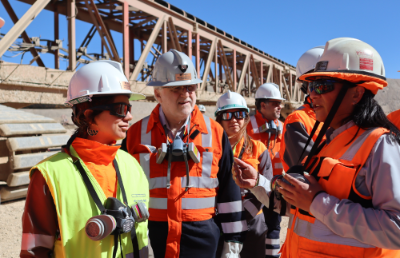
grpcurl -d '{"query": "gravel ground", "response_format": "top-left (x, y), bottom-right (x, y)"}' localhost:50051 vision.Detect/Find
top-left (0, 198), bottom-right (288, 258)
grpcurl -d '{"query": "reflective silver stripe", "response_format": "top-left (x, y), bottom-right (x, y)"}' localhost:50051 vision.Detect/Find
top-left (265, 238), bottom-right (280, 245)
top-left (202, 115), bottom-right (212, 147)
top-left (243, 199), bottom-right (259, 217)
top-left (340, 128), bottom-right (377, 161)
top-left (274, 163), bottom-right (283, 169)
top-left (139, 153), bottom-right (150, 180)
top-left (21, 233), bottom-right (54, 251)
top-left (265, 249), bottom-right (280, 255)
top-left (201, 151), bottom-right (213, 178)
top-left (181, 176), bottom-right (218, 189)
top-left (149, 197), bottom-right (167, 209)
top-left (181, 197), bottom-right (216, 209)
top-left (221, 220), bottom-right (247, 234)
top-left (277, 120), bottom-right (283, 132)
top-left (149, 177), bottom-right (167, 190)
top-left (217, 200), bottom-right (243, 214)
top-left (139, 245), bottom-right (149, 258)
top-left (141, 116), bottom-right (151, 145)
top-left (250, 116), bottom-right (259, 134)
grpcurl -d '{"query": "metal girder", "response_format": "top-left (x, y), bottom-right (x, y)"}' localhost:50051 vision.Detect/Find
top-left (200, 38), bottom-right (216, 91)
top-left (67, 0), bottom-right (76, 70)
top-left (130, 15), bottom-right (165, 81)
top-left (281, 73), bottom-right (291, 102)
top-left (0, 0), bottom-right (45, 67)
top-left (123, 1), bottom-right (129, 78)
top-left (236, 54), bottom-right (250, 94)
top-left (0, 0), bottom-right (50, 58)
top-left (217, 40), bottom-right (233, 91)
top-left (84, 0), bottom-right (119, 61)
top-left (167, 17), bottom-right (181, 52)
top-left (250, 54), bottom-right (260, 89)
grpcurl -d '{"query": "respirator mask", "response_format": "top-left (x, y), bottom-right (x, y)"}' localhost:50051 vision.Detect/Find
top-left (258, 120), bottom-right (282, 150)
top-left (156, 117), bottom-right (200, 191)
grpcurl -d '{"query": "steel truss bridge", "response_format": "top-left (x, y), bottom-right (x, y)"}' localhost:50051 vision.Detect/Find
top-left (0, 0), bottom-right (304, 116)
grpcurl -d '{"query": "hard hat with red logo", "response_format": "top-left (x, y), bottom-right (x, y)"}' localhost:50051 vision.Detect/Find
top-left (147, 49), bottom-right (202, 87)
top-left (300, 37), bottom-right (386, 94)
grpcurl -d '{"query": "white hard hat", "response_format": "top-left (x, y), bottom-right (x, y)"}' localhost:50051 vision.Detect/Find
top-left (296, 46), bottom-right (324, 82)
top-left (300, 37), bottom-right (386, 94)
top-left (198, 104), bottom-right (206, 112)
top-left (65, 60), bottom-right (145, 107)
top-left (215, 91), bottom-right (249, 116)
top-left (147, 49), bottom-right (202, 87)
top-left (255, 83), bottom-right (285, 101)
top-left (0, 18), bottom-right (5, 29)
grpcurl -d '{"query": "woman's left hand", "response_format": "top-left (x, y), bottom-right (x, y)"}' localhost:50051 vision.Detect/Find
top-left (277, 172), bottom-right (324, 212)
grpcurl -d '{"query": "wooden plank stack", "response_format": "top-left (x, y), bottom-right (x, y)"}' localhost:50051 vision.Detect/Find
top-left (0, 105), bottom-right (70, 203)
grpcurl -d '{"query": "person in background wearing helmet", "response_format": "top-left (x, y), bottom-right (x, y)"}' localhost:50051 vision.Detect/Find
top-left (246, 82), bottom-right (284, 258)
top-left (20, 61), bottom-right (150, 258)
top-left (233, 38), bottom-right (400, 257)
top-left (215, 91), bottom-right (272, 258)
top-left (121, 50), bottom-right (247, 258)
top-left (198, 104), bottom-right (206, 114)
top-left (279, 46), bottom-right (325, 172)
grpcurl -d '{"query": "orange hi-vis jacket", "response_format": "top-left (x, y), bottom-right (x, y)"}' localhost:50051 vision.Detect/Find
top-left (247, 110), bottom-right (283, 176)
top-left (234, 137), bottom-right (269, 217)
top-left (388, 109), bottom-right (400, 129)
top-left (279, 102), bottom-right (325, 172)
top-left (281, 124), bottom-right (400, 258)
top-left (123, 104), bottom-right (246, 258)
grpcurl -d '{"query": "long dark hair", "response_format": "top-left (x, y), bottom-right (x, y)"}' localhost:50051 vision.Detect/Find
top-left (351, 89), bottom-right (400, 144)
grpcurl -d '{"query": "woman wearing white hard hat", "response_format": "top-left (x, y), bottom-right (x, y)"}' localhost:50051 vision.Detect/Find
top-left (21, 60), bottom-right (150, 258)
top-left (233, 38), bottom-right (400, 257)
top-left (215, 91), bottom-right (272, 258)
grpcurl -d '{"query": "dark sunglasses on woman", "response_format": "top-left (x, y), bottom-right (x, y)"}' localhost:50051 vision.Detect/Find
top-left (308, 79), bottom-right (339, 95)
top-left (222, 111), bottom-right (248, 121)
top-left (90, 102), bottom-right (132, 118)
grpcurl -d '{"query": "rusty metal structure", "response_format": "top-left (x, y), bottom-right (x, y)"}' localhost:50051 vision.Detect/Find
top-left (0, 0), bottom-right (304, 116)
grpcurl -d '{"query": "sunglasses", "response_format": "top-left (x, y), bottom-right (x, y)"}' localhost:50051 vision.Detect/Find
top-left (221, 111), bottom-right (248, 121)
top-left (165, 85), bottom-right (197, 93)
top-left (90, 102), bottom-right (132, 118)
top-left (308, 80), bottom-right (336, 95)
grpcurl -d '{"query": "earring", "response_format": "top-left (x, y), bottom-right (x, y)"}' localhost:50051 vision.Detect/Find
top-left (87, 127), bottom-right (98, 136)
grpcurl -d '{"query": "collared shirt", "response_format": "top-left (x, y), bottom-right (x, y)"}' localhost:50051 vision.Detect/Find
top-left (158, 106), bottom-right (190, 140)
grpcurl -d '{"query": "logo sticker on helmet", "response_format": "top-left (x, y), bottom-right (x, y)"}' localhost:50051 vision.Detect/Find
top-left (120, 81), bottom-right (131, 90)
top-left (315, 61), bottom-right (328, 71)
top-left (356, 51), bottom-right (374, 71)
top-left (175, 73), bottom-right (192, 81)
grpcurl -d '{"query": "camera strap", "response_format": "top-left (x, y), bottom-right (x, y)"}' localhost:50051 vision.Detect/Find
top-left (71, 148), bottom-right (140, 258)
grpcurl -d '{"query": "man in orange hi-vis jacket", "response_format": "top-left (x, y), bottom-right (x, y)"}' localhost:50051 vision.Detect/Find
top-left (121, 50), bottom-right (247, 258)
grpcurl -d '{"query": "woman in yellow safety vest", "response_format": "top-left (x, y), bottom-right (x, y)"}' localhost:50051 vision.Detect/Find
top-left (20, 61), bottom-right (150, 258)
top-left (232, 38), bottom-right (400, 257)
top-left (215, 91), bottom-right (273, 258)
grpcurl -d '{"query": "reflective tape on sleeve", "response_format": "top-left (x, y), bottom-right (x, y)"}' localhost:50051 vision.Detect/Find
top-left (149, 197), bottom-right (167, 209)
top-left (217, 200), bottom-right (243, 214)
top-left (149, 177), bottom-right (167, 190)
top-left (202, 115), bottom-right (212, 147)
top-left (21, 233), bottom-right (54, 251)
top-left (265, 238), bottom-right (280, 245)
top-left (139, 153), bottom-right (150, 180)
top-left (243, 199), bottom-right (259, 217)
top-left (141, 116), bottom-right (151, 145)
top-left (250, 116), bottom-right (259, 134)
top-left (221, 220), bottom-right (247, 234)
top-left (181, 197), bottom-right (216, 209)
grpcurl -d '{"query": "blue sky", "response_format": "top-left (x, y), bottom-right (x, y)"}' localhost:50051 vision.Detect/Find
top-left (1, 0), bottom-right (399, 78)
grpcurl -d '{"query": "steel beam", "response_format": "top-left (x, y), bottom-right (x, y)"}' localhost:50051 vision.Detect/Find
top-left (214, 42), bottom-right (218, 91)
top-left (0, 0), bottom-right (50, 59)
top-left (162, 20), bottom-right (167, 53)
top-left (260, 61), bottom-right (263, 85)
top-left (236, 54), bottom-right (249, 94)
top-left (67, 0), bottom-right (76, 70)
top-left (250, 54), bottom-right (260, 89)
top-left (54, 6), bottom-right (59, 69)
top-left (233, 49), bottom-right (236, 91)
top-left (187, 30), bottom-right (192, 59)
top-left (130, 16), bottom-right (165, 81)
top-left (200, 38), bottom-right (216, 91)
top-left (123, 1), bottom-right (129, 78)
top-left (217, 40), bottom-right (233, 91)
top-left (167, 17), bottom-right (181, 52)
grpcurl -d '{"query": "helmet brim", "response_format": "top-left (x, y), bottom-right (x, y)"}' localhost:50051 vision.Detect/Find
top-left (146, 78), bottom-right (203, 87)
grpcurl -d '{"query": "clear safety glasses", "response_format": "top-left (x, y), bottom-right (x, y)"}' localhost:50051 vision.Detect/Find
top-left (308, 80), bottom-right (336, 95)
top-left (221, 111), bottom-right (248, 121)
top-left (165, 85), bottom-right (198, 93)
top-left (90, 102), bottom-right (132, 118)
